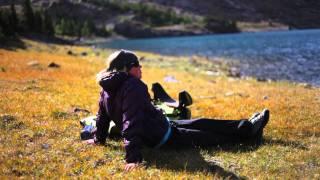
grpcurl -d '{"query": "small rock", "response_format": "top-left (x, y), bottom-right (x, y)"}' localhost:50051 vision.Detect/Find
top-left (228, 67), bottom-right (241, 78)
top-left (205, 71), bottom-right (219, 76)
top-left (257, 77), bottom-right (267, 82)
top-left (225, 92), bottom-right (248, 97)
top-left (0, 67), bottom-right (5, 72)
top-left (72, 107), bottom-right (90, 114)
top-left (41, 143), bottom-right (50, 149)
top-left (48, 62), bottom-right (60, 68)
top-left (225, 92), bottom-right (234, 96)
top-left (164, 75), bottom-right (178, 83)
top-left (67, 50), bottom-right (73, 55)
top-left (263, 96), bottom-right (269, 100)
top-left (267, 79), bottom-right (274, 83)
top-left (299, 83), bottom-right (312, 89)
top-left (81, 52), bottom-right (87, 56)
top-left (27, 61), bottom-right (40, 67)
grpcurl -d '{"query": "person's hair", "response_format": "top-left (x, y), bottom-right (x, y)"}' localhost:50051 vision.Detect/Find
top-left (106, 49), bottom-right (140, 72)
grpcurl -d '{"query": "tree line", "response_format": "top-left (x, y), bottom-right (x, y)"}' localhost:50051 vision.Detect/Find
top-left (84, 0), bottom-right (192, 26)
top-left (0, 0), bottom-right (109, 41)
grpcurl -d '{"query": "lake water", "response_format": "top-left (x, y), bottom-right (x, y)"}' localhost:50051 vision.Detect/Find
top-left (98, 29), bottom-right (320, 86)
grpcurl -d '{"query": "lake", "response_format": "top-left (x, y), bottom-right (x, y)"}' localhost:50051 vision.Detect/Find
top-left (98, 29), bottom-right (320, 86)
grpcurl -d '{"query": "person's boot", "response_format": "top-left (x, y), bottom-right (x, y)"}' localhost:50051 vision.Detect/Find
top-left (248, 112), bottom-right (260, 121)
top-left (250, 109), bottom-right (270, 136)
top-left (178, 91), bottom-right (193, 107)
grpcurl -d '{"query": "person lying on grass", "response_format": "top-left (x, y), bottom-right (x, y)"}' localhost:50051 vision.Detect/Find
top-left (85, 50), bottom-right (270, 171)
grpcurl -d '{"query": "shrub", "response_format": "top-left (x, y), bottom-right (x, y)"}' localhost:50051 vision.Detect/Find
top-left (204, 16), bottom-right (239, 33)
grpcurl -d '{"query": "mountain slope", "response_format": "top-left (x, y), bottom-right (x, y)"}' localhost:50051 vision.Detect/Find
top-left (145, 0), bottom-right (320, 28)
top-left (1, 0), bottom-right (320, 38)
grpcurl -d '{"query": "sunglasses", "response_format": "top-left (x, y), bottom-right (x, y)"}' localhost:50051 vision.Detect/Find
top-left (128, 61), bottom-right (141, 68)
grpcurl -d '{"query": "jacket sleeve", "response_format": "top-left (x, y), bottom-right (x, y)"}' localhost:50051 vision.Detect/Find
top-left (95, 91), bottom-right (111, 145)
top-left (121, 80), bottom-right (150, 163)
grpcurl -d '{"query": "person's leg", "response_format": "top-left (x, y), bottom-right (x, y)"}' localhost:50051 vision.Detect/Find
top-left (166, 127), bottom-right (240, 147)
top-left (171, 118), bottom-right (253, 137)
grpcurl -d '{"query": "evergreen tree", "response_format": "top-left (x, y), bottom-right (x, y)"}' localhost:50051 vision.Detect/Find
top-left (64, 19), bottom-right (75, 35)
top-left (9, 3), bottom-right (18, 32)
top-left (59, 18), bottom-right (66, 35)
top-left (74, 21), bottom-right (82, 39)
top-left (22, 0), bottom-right (35, 32)
top-left (43, 11), bottom-right (54, 36)
top-left (34, 11), bottom-right (43, 33)
top-left (54, 19), bottom-right (62, 35)
top-left (0, 11), bottom-right (4, 40)
top-left (0, 26), bottom-right (4, 40)
top-left (81, 21), bottom-right (91, 37)
top-left (0, 9), bottom-right (3, 28)
top-left (87, 19), bottom-right (96, 34)
top-left (0, 9), bottom-right (14, 36)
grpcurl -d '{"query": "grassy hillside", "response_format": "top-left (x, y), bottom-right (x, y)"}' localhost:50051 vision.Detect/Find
top-left (0, 40), bottom-right (319, 178)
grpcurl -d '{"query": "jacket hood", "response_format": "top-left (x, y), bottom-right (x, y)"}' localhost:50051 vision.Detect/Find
top-left (99, 71), bottom-right (131, 95)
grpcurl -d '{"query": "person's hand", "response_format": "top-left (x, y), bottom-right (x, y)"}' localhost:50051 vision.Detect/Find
top-left (84, 139), bottom-right (95, 145)
top-left (124, 163), bottom-right (139, 171)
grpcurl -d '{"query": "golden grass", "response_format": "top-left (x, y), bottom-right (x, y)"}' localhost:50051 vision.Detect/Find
top-left (0, 39), bottom-right (319, 179)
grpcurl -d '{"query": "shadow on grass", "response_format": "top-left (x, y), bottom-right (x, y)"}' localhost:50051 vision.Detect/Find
top-left (22, 34), bottom-right (73, 45)
top-left (263, 137), bottom-right (309, 150)
top-left (0, 34), bottom-right (73, 51)
top-left (0, 37), bottom-right (26, 50)
top-left (201, 136), bottom-right (309, 154)
top-left (103, 138), bottom-right (244, 179)
top-left (143, 147), bottom-right (242, 179)
top-left (141, 137), bottom-right (308, 178)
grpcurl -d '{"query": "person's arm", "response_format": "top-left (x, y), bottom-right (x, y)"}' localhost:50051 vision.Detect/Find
top-left (94, 91), bottom-right (111, 145)
top-left (121, 80), bottom-right (150, 165)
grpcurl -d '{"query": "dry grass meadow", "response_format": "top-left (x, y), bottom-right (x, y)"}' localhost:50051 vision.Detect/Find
top-left (0, 39), bottom-right (319, 179)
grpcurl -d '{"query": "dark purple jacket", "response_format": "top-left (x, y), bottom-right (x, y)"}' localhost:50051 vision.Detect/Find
top-left (95, 72), bottom-right (169, 163)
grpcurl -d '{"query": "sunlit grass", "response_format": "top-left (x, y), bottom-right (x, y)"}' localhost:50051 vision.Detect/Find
top-left (0, 39), bottom-right (319, 179)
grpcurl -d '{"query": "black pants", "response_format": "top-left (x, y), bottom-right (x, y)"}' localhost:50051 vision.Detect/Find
top-left (166, 118), bottom-right (254, 147)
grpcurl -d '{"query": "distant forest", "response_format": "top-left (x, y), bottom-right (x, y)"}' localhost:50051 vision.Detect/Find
top-left (0, 0), bottom-right (241, 41)
top-left (0, 0), bottom-right (108, 41)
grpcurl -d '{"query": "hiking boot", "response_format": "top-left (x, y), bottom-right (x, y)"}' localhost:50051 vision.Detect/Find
top-left (152, 82), bottom-right (176, 103)
top-left (250, 109), bottom-right (270, 135)
top-left (248, 112), bottom-right (260, 121)
top-left (178, 91), bottom-right (193, 107)
top-left (178, 107), bottom-right (191, 119)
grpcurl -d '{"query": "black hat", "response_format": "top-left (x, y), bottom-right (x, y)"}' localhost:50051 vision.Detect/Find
top-left (107, 50), bottom-right (140, 72)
